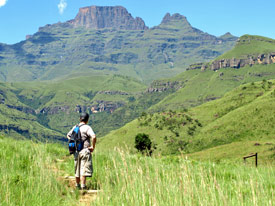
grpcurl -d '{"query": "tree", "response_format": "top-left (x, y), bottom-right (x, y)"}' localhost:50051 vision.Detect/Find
top-left (135, 133), bottom-right (152, 155)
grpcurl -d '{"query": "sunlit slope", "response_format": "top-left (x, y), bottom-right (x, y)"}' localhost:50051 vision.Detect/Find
top-left (216, 35), bottom-right (275, 59)
top-left (99, 80), bottom-right (275, 159)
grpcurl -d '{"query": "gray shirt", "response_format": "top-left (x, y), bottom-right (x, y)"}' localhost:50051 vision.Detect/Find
top-left (67, 122), bottom-right (96, 149)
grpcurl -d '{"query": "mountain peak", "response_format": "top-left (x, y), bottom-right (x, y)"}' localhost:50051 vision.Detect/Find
top-left (161, 13), bottom-right (190, 25)
top-left (219, 32), bottom-right (238, 41)
top-left (69, 5), bottom-right (148, 30)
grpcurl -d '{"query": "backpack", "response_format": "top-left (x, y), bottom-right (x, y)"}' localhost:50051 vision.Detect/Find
top-left (68, 124), bottom-right (85, 155)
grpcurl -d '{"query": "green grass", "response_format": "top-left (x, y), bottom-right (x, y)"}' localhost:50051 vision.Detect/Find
top-left (60, 147), bottom-right (275, 205)
top-left (188, 140), bottom-right (275, 164)
top-left (0, 137), bottom-right (78, 206)
top-left (1, 136), bottom-right (274, 205)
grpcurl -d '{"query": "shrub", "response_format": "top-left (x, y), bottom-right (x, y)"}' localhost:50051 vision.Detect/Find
top-left (135, 133), bottom-right (152, 155)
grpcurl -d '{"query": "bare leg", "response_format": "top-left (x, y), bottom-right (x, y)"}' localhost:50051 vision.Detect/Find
top-left (81, 176), bottom-right (86, 185)
top-left (76, 177), bottom-right (80, 184)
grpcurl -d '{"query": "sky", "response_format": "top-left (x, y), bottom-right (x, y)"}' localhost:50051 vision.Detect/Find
top-left (0, 0), bottom-right (274, 44)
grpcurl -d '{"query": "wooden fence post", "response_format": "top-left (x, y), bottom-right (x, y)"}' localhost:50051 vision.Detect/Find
top-left (243, 153), bottom-right (258, 167)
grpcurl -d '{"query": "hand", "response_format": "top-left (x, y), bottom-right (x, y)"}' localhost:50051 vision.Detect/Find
top-left (88, 147), bottom-right (94, 153)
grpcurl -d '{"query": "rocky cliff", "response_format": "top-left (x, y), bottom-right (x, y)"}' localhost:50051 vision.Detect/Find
top-left (161, 13), bottom-right (191, 27)
top-left (186, 53), bottom-right (275, 71)
top-left (210, 53), bottom-right (275, 70)
top-left (69, 6), bottom-right (148, 30)
top-left (147, 81), bottom-right (183, 93)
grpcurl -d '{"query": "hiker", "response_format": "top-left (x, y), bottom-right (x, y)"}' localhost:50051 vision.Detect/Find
top-left (67, 112), bottom-right (96, 190)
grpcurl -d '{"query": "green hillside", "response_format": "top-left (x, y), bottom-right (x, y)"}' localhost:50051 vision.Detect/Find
top-left (98, 80), bottom-right (275, 162)
top-left (0, 74), bottom-right (147, 139)
top-left (148, 35), bottom-right (275, 111)
top-left (150, 61), bottom-right (275, 111)
top-left (216, 35), bottom-right (275, 60)
top-left (0, 83), bottom-right (64, 141)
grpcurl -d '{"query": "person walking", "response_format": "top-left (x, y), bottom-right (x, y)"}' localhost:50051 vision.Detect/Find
top-left (67, 112), bottom-right (96, 190)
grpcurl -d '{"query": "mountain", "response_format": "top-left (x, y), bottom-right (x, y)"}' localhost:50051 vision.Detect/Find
top-left (0, 5), bottom-right (237, 83)
top-left (219, 32), bottom-right (237, 41)
top-left (1, 35), bottom-right (275, 141)
top-left (70, 6), bottom-right (148, 30)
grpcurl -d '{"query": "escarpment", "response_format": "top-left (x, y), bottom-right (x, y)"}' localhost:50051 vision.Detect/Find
top-left (187, 53), bottom-right (275, 71)
top-left (69, 6), bottom-right (148, 30)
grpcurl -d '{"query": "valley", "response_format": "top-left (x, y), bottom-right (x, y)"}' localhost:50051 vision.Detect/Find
top-left (0, 3), bottom-right (275, 206)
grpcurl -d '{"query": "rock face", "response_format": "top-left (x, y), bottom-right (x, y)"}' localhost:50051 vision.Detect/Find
top-left (6, 104), bottom-right (36, 115)
top-left (70, 6), bottom-right (148, 30)
top-left (209, 53), bottom-right (275, 71)
top-left (187, 53), bottom-right (275, 71)
top-left (147, 81), bottom-right (182, 93)
top-left (161, 13), bottom-right (191, 27)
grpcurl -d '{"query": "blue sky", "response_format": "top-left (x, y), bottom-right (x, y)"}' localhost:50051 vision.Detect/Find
top-left (0, 0), bottom-right (274, 44)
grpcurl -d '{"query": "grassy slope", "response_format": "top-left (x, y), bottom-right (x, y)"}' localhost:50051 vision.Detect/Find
top-left (98, 80), bottom-right (275, 162)
top-left (151, 63), bottom-right (275, 111)
top-left (1, 136), bottom-right (274, 205)
top-left (216, 35), bottom-right (275, 59)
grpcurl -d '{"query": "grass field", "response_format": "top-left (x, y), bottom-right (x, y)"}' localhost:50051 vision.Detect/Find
top-left (1, 136), bottom-right (274, 205)
top-left (0, 137), bottom-right (78, 206)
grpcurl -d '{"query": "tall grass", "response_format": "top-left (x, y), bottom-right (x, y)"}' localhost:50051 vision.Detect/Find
top-left (92, 148), bottom-right (274, 206)
top-left (0, 137), bottom-right (77, 206)
top-left (1, 137), bottom-right (274, 205)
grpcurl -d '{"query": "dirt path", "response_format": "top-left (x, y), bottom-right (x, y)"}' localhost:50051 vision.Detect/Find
top-left (53, 158), bottom-right (100, 205)
top-left (64, 175), bottom-right (99, 205)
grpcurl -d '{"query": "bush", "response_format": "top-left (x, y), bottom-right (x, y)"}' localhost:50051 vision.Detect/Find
top-left (135, 133), bottom-right (152, 155)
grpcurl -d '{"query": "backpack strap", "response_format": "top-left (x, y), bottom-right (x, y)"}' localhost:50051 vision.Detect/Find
top-left (77, 124), bottom-right (88, 142)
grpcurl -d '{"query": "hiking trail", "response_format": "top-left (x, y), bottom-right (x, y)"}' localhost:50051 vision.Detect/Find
top-left (51, 158), bottom-right (100, 205)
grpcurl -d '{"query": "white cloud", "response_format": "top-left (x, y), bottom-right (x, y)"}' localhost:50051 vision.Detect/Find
top-left (0, 0), bottom-right (8, 7)
top-left (58, 0), bottom-right (67, 15)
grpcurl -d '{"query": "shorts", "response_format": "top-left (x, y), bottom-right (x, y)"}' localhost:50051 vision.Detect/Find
top-left (74, 148), bottom-right (93, 178)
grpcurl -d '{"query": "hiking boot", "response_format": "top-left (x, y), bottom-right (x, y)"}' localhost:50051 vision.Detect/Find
top-left (80, 186), bottom-right (87, 190)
